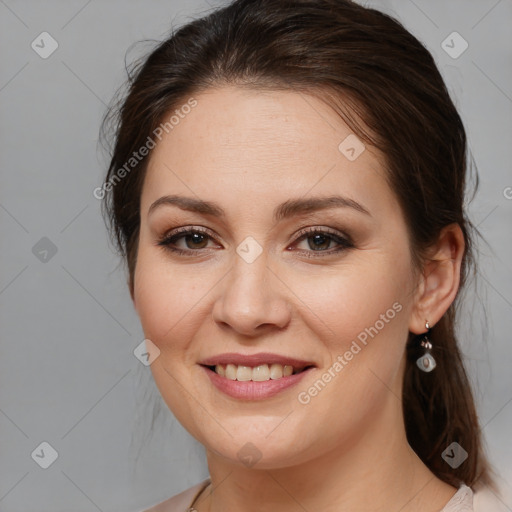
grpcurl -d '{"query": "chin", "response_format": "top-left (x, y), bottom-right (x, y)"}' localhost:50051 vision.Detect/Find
top-left (196, 419), bottom-right (326, 470)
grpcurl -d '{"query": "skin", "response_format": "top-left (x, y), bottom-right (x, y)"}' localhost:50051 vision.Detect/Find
top-left (133, 86), bottom-right (465, 511)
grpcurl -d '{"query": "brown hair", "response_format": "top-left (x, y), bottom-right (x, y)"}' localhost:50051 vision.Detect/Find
top-left (100, 0), bottom-right (493, 489)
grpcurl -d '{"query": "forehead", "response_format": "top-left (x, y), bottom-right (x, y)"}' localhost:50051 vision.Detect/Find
top-left (141, 86), bottom-right (392, 218)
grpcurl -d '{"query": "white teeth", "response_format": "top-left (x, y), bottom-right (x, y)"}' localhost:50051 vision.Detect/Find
top-left (236, 365), bottom-right (252, 381)
top-left (269, 363), bottom-right (283, 379)
top-left (225, 363), bottom-right (237, 380)
top-left (252, 364), bottom-right (270, 381)
top-left (213, 363), bottom-right (298, 381)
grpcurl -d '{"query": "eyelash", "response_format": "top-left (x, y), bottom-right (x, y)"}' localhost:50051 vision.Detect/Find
top-left (156, 225), bottom-right (354, 259)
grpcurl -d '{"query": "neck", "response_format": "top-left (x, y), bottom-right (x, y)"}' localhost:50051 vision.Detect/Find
top-left (200, 395), bottom-right (456, 512)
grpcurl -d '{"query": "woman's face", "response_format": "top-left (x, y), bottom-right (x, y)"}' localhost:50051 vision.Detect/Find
top-left (133, 86), bottom-right (422, 468)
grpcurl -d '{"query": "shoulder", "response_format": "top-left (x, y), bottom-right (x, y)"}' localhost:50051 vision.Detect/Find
top-left (139, 479), bottom-right (210, 512)
top-left (441, 485), bottom-right (474, 511)
top-left (137, 479), bottom-right (509, 512)
top-left (442, 483), bottom-right (510, 512)
top-left (473, 485), bottom-right (511, 512)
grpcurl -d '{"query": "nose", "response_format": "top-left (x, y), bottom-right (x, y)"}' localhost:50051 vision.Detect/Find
top-left (212, 250), bottom-right (291, 337)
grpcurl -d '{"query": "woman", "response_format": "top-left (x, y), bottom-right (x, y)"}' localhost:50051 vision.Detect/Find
top-left (100, 0), bottom-right (498, 510)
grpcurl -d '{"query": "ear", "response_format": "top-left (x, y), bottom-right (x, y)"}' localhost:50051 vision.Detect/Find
top-left (409, 223), bottom-right (465, 334)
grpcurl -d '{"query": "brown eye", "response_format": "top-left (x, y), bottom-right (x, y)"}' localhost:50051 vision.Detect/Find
top-left (304, 233), bottom-right (332, 251)
top-left (182, 232), bottom-right (209, 249)
top-left (157, 227), bottom-right (220, 256)
top-left (293, 228), bottom-right (353, 258)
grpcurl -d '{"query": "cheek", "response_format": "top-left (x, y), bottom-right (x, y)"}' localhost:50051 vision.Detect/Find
top-left (288, 261), bottom-right (412, 447)
top-left (295, 253), bottom-right (412, 354)
top-left (291, 250), bottom-right (414, 423)
top-left (132, 246), bottom-right (213, 435)
top-left (133, 246), bottom-right (214, 351)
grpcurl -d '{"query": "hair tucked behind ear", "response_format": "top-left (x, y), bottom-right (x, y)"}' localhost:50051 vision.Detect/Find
top-left (100, 0), bottom-right (494, 488)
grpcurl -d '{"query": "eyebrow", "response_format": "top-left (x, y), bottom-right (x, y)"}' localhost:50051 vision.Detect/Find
top-left (148, 194), bottom-right (371, 221)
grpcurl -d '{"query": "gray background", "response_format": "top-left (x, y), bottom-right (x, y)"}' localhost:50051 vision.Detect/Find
top-left (0, 1), bottom-right (510, 511)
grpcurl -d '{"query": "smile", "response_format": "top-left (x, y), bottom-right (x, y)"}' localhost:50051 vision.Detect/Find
top-left (210, 363), bottom-right (307, 381)
top-left (199, 353), bottom-right (316, 400)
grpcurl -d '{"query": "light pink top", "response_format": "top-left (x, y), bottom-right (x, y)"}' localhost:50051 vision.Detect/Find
top-left (140, 479), bottom-right (478, 511)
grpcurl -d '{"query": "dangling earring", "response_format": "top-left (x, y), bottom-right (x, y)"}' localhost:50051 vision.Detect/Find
top-left (416, 321), bottom-right (436, 372)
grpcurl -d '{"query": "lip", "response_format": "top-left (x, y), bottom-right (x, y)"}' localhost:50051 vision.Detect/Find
top-left (199, 352), bottom-right (316, 368)
top-left (201, 365), bottom-right (314, 400)
top-left (198, 352), bottom-right (316, 401)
